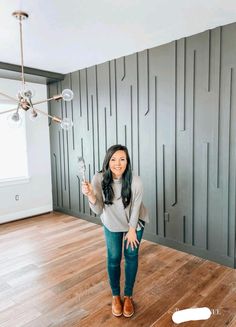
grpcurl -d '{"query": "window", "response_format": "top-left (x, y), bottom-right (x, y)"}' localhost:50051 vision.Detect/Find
top-left (0, 103), bottom-right (29, 182)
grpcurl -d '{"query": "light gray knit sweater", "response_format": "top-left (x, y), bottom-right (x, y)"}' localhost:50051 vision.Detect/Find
top-left (89, 172), bottom-right (149, 232)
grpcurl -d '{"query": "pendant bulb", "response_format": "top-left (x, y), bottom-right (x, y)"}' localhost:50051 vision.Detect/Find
top-left (62, 89), bottom-right (74, 101)
top-left (60, 117), bottom-right (73, 130)
top-left (7, 112), bottom-right (23, 128)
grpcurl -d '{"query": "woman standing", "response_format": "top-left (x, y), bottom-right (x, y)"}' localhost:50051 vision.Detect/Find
top-left (82, 144), bottom-right (149, 317)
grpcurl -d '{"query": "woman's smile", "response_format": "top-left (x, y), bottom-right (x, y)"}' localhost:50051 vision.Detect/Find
top-left (109, 150), bottom-right (127, 179)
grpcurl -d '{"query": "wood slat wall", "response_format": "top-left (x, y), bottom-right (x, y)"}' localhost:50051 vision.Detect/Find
top-left (48, 22), bottom-right (236, 268)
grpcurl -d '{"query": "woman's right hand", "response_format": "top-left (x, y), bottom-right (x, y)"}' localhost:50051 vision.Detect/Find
top-left (81, 181), bottom-right (97, 205)
top-left (81, 181), bottom-right (94, 197)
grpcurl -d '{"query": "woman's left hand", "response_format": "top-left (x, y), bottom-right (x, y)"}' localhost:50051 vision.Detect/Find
top-left (125, 227), bottom-right (139, 250)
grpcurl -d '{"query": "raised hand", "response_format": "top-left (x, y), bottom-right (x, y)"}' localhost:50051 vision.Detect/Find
top-left (81, 181), bottom-right (96, 205)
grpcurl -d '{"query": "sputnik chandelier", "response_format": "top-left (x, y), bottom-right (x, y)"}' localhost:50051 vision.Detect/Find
top-left (0, 11), bottom-right (73, 130)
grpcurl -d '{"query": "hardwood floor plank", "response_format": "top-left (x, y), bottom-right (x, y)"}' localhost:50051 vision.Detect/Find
top-left (0, 303), bottom-right (41, 327)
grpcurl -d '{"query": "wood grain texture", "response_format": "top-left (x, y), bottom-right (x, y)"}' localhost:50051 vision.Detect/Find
top-left (0, 211), bottom-right (235, 327)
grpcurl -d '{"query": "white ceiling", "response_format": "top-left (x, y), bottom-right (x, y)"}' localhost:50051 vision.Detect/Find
top-left (1, 0), bottom-right (236, 74)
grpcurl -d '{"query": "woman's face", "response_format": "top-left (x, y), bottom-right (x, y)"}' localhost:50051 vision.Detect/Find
top-left (109, 150), bottom-right (127, 179)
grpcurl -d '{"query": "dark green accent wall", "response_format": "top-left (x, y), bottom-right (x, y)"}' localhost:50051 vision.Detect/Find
top-left (49, 22), bottom-right (236, 268)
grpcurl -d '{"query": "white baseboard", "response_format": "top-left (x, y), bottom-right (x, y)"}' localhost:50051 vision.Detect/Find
top-left (0, 205), bottom-right (53, 224)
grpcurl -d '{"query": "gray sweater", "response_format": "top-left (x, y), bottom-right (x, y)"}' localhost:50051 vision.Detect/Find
top-left (89, 172), bottom-right (149, 232)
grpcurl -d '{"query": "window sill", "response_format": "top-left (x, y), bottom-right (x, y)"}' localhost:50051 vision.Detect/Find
top-left (0, 176), bottom-right (31, 187)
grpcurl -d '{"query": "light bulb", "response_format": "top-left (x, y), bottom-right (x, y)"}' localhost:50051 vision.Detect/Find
top-left (29, 109), bottom-right (39, 122)
top-left (17, 84), bottom-right (35, 99)
top-left (60, 117), bottom-right (73, 130)
top-left (7, 111), bottom-right (23, 128)
top-left (61, 89), bottom-right (73, 101)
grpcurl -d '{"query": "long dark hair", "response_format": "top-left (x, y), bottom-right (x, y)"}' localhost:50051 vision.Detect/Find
top-left (101, 144), bottom-right (132, 208)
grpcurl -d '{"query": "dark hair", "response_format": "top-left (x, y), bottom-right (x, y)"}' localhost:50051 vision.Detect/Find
top-left (101, 144), bottom-right (132, 208)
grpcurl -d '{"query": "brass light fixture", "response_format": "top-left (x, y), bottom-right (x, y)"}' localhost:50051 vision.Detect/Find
top-left (0, 11), bottom-right (73, 130)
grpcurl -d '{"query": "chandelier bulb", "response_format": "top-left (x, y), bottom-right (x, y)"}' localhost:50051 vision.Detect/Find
top-left (61, 89), bottom-right (74, 101)
top-left (18, 84), bottom-right (35, 99)
top-left (7, 112), bottom-right (23, 128)
top-left (60, 117), bottom-right (73, 130)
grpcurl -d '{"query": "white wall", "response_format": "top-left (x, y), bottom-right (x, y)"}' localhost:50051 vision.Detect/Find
top-left (0, 78), bottom-right (52, 223)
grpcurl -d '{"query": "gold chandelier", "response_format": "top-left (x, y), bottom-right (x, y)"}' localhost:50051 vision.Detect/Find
top-left (0, 11), bottom-right (73, 130)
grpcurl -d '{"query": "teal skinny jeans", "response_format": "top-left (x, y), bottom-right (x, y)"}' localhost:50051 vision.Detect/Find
top-left (103, 224), bottom-right (144, 297)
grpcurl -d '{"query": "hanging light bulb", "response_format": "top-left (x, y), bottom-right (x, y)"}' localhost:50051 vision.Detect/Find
top-left (7, 111), bottom-right (23, 128)
top-left (61, 89), bottom-right (74, 101)
top-left (60, 117), bottom-right (73, 130)
top-left (18, 84), bottom-right (35, 99)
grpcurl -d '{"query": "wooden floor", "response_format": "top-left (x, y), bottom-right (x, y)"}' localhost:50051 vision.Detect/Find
top-left (0, 212), bottom-right (236, 327)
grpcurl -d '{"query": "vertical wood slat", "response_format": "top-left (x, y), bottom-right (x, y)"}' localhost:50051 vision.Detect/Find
top-left (162, 144), bottom-right (166, 238)
top-left (124, 125), bottom-right (127, 147)
top-left (104, 107), bottom-right (108, 151)
top-left (183, 215), bottom-right (186, 243)
top-left (114, 59), bottom-right (118, 143)
top-left (234, 144), bottom-right (236, 268)
top-left (191, 49), bottom-right (196, 246)
top-left (183, 38), bottom-right (186, 131)
top-left (88, 163), bottom-right (92, 216)
top-left (121, 56), bottom-right (126, 81)
top-left (69, 73), bottom-right (75, 150)
top-left (144, 49), bottom-right (150, 116)
top-left (203, 142), bottom-right (209, 250)
top-left (208, 30), bottom-right (211, 92)
top-left (91, 95), bottom-right (95, 175)
top-left (172, 41), bottom-right (177, 207)
top-left (155, 75), bottom-right (158, 235)
top-left (216, 27), bottom-right (222, 189)
top-left (227, 68), bottom-right (233, 256)
top-left (60, 82), bottom-right (66, 197)
top-left (53, 153), bottom-right (59, 207)
top-left (77, 175), bottom-right (81, 212)
top-left (109, 61), bottom-right (112, 116)
top-left (79, 70), bottom-right (82, 117)
top-left (58, 130), bottom-right (63, 207)
top-left (62, 130), bottom-right (66, 192)
top-left (86, 68), bottom-right (89, 131)
top-left (130, 85), bottom-right (134, 168)
top-left (95, 65), bottom-right (100, 171)
top-left (177, 39), bottom-right (185, 133)
top-left (66, 129), bottom-right (71, 209)
top-left (81, 138), bottom-right (85, 214)
top-left (136, 53), bottom-right (140, 176)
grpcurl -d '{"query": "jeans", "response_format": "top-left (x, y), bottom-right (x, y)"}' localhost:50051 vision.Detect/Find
top-left (103, 224), bottom-right (144, 297)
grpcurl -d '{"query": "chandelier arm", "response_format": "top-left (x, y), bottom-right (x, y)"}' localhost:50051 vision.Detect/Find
top-left (0, 108), bottom-right (18, 115)
top-left (34, 107), bottom-right (62, 123)
top-left (32, 97), bottom-right (55, 105)
top-left (0, 91), bottom-right (18, 102)
top-left (32, 95), bottom-right (63, 106)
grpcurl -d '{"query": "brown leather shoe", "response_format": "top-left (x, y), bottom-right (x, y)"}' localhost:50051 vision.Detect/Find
top-left (123, 296), bottom-right (134, 317)
top-left (112, 296), bottom-right (123, 317)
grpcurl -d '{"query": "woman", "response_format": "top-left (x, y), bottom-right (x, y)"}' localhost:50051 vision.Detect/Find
top-left (82, 144), bottom-right (149, 317)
